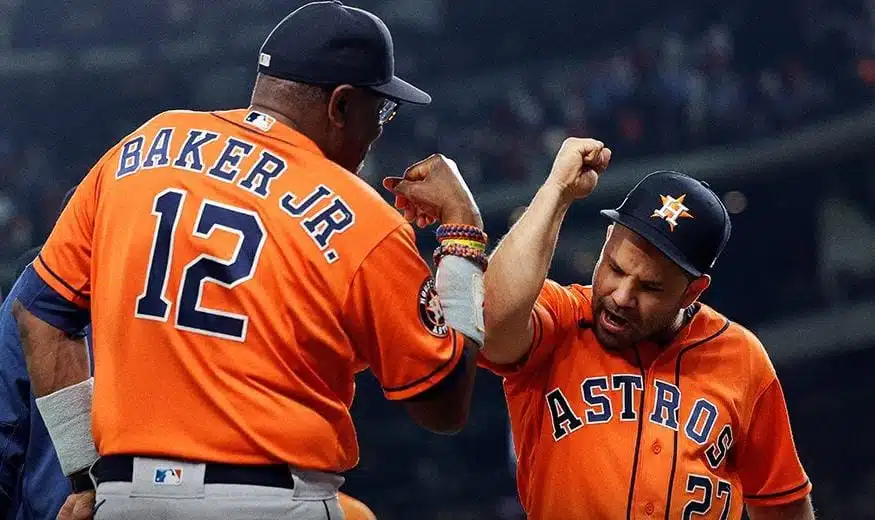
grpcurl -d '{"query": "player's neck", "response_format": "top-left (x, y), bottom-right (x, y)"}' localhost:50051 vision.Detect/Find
top-left (248, 103), bottom-right (303, 134)
top-left (650, 306), bottom-right (695, 347)
top-left (248, 102), bottom-right (333, 156)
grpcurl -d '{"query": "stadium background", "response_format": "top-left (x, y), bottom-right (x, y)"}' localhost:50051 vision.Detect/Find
top-left (1, 0), bottom-right (874, 517)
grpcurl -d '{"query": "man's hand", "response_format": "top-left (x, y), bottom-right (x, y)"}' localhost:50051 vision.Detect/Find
top-left (382, 154), bottom-right (483, 228)
top-left (57, 490), bottom-right (95, 520)
top-left (546, 138), bottom-right (611, 204)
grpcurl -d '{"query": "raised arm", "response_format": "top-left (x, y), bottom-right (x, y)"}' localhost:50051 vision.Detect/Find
top-left (379, 154), bottom-right (485, 433)
top-left (481, 138), bottom-right (611, 365)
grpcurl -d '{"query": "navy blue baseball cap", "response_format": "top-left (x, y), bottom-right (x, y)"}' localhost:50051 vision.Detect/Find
top-left (600, 171), bottom-right (732, 278)
top-left (257, 1), bottom-right (431, 105)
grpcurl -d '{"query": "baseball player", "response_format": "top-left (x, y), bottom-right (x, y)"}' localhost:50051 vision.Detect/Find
top-left (12, 2), bottom-right (487, 519)
top-left (395, 138), bottom-right (815, 519)
top-left (4, 221), bottom-right (380, 520)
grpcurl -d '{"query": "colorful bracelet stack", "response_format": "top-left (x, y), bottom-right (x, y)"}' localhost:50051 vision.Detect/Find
top-left (433, 224), bottom-right (489, 270)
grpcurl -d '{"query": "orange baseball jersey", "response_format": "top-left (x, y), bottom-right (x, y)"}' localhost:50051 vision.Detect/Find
top-left (338, 492), bottom-right (378, 520)
top-left (480, 282), bottom-right (811, 519)
top-left (32, 108), bottom-right (464, 472)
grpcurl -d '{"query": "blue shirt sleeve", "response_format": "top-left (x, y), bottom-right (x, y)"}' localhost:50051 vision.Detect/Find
top-left (0, 292), bottom-right (34, 512)
top-left (0, 420), bottom-right (22, 517)
top-left (19, 399), bottom-right (70, 519)
top-left (14, 266), bottom-right (89, 338)
top-left (0, 275), bottom-right (73, 519)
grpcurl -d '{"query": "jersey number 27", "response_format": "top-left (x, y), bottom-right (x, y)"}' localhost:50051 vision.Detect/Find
top-left (134, 189), bottom-right (266, 341)
top-left (683, 475), bottom-right (731, 520)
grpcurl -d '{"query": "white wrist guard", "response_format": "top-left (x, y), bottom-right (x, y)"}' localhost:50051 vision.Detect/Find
top-left (35, 377), bottom-right (99, 476)
top-left (435, 255), bottom-right (485, 347)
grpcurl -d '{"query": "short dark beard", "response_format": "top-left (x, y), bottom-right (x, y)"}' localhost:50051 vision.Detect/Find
top-left (591, 300), bottom-right (696, 351)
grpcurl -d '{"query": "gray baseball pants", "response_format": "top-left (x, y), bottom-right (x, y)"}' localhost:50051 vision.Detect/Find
top-left (91, 456), bottom-right (345, 519)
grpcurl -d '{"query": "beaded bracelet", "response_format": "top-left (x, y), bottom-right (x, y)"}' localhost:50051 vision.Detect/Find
top-left (433, 243), bottom-right (489, 271)
top-left (441, 238), bottom-right (487, 252)
top-left (436, 224), bottom-right (488, 245)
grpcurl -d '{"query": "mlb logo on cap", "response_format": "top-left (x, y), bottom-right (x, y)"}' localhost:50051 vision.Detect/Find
top-left (154, 467), bottom-right (183, 485)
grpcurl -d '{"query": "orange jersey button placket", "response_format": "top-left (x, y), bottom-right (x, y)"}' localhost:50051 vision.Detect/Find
top-left (630, 399), bottom-right (673, 518)
top-left (632, 435), bottom-right (669, 519)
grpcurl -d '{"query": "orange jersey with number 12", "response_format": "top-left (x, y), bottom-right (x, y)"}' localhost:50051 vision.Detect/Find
top-left (33, 109), bottom-right (464, 472)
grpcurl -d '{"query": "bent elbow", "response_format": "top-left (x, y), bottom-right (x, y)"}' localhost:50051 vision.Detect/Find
top-left (403, 394), bottom-right (471, 435)
top-left (481, 330), bottom-right (530, 366)
top-left (402, 345), bottom-right (476, 435)
top-left (479, 345), bottom-right (515, 366)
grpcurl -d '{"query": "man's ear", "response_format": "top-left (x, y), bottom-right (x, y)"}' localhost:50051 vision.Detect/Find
top-left (681, 274), bottom-right (711, 307)
top-left (327, 85), bottom-right (356, 128)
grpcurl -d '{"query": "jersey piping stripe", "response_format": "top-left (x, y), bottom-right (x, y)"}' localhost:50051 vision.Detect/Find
top-left (743, 479), bottom-right (810, 500)
top-left (382, 330), bottom-right (459, 392)
top-left (663, 319), bottom-right (731, 520)
top-left (625, 347), bottom-right (648, 520)
top-left (322, 499), bottom-right (332, 520)
top-left (35, 254), bottom-right (90, 301)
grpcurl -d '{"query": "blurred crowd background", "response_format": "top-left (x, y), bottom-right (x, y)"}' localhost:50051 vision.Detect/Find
top-left (2, 0), bottom-right (875, 518)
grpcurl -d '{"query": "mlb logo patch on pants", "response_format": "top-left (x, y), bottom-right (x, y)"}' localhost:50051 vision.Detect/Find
top-left (153, 467), bottom-right (183, 485)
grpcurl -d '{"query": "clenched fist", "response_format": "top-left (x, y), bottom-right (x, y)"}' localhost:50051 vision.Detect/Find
top-left (382, 154), bottom-right (483, 229)
top-left (547, 138), bottom-right (612, 203)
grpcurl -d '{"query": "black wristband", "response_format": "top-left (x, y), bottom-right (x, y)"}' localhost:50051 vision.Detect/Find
top-left (68, 468), bottom-right (95, 493)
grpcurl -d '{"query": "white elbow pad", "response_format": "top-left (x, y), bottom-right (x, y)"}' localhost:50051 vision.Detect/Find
top-left (435, 256), bottom-right (485, 347)
top-left (35, 378), bottom-right (99, 476)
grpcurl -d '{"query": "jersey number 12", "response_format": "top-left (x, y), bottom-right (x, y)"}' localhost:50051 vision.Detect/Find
top-left (134, 189), bottom-right (266, 341)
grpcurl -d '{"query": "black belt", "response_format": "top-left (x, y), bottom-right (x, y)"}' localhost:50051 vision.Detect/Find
top-left (93, 455), bottom-right (296, 490)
